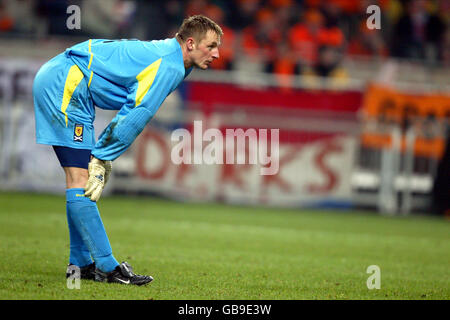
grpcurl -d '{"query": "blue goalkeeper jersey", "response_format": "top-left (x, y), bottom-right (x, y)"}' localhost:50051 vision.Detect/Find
top-left (65, 37), bottom-right (191, 160)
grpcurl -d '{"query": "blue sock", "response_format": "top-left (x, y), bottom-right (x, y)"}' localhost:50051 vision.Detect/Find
top-left (66, 191), bottom-right (92, 267)
top-left (66, 188), bottom-right (119, 273)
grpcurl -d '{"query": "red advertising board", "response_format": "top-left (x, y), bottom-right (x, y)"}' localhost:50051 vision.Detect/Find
top-left (114, 81), bottom-right (363, 208)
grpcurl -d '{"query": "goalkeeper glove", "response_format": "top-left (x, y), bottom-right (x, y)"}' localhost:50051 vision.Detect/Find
top-left (84, 157), bottom-right (112, 201)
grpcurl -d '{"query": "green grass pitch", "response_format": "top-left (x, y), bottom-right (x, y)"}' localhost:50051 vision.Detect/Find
top-left (0, 191), bottom-right (449, 300)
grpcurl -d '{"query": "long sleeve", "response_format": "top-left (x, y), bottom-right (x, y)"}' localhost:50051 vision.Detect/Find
top-left (91, 59), bottom-right (182, 160)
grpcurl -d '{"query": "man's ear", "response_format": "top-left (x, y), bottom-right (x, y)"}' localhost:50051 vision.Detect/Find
top-left (186, 37), bottom-right (195, 51)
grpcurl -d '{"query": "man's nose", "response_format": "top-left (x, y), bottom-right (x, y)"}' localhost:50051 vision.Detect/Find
top-left (212, 48), bottom-right (220, 59)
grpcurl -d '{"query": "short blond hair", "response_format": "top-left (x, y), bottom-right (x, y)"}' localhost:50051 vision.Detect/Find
top-left (176, 15), bottom-right (223, 43)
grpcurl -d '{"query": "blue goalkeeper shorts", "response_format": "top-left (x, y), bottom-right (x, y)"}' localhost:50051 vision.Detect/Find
top-left (33, 53), bottom-right (96, 149)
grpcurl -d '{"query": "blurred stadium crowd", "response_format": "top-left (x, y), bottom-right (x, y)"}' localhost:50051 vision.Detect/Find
top-left (0, 0), bottom-right (449, 78)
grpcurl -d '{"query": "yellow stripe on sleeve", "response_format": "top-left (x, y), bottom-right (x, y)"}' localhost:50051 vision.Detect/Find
top-left (61, 65), bottom-right (84, 127)
top-left (135, 58), bottom-right (162, 107)
top-left (88, 71), bottom-right (93, 87)
top-left (88, 39), bottom-right (93, 69)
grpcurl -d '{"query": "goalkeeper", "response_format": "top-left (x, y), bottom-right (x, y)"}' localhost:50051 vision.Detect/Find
top-left (33, 15), bottom-right (222, 286)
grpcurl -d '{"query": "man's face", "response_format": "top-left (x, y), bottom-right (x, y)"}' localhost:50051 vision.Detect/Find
top-left (189, 30), bottom-right (221, 69)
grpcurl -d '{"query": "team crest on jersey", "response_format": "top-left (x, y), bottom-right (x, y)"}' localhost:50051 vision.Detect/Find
top-left (73, 124), bottom-right (84, 142)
